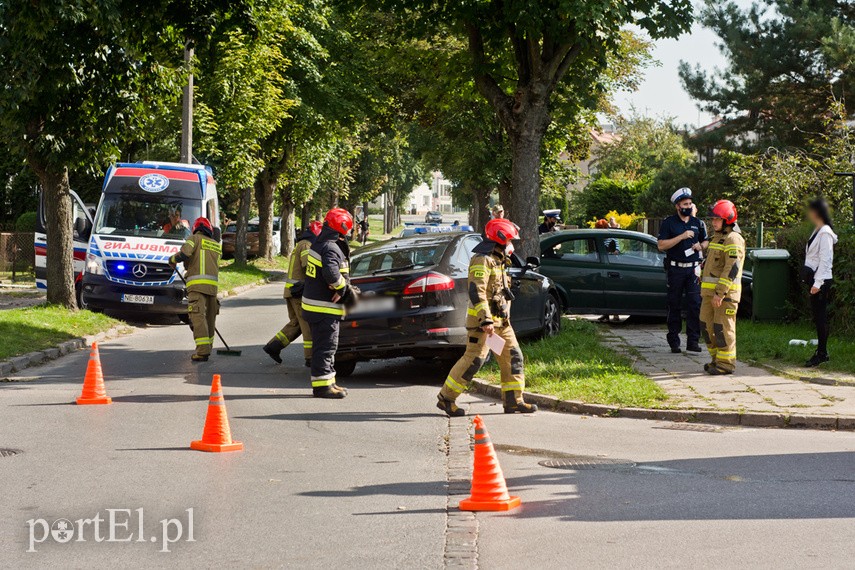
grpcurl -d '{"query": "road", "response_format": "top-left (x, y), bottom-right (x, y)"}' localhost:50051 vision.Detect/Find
top-left (2, 282), bottom-right (855, 568)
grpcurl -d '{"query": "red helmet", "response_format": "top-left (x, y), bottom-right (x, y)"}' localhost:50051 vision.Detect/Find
top-left (709, 200), bottom-right (738, 224)
top-left (308, 220), bottom-right (323, 236)
top-left (595, 219), bottom-right (609, 229)
top-left (324, 208), bottom-right (353, 236)
top-left (192, 217), bottom-right (213, 235)
top-left (485, 218), bottom-right (519, 246)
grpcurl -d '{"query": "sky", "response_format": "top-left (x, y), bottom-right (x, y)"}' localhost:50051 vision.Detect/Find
top-left (612, 0), bottom-right (756, 129)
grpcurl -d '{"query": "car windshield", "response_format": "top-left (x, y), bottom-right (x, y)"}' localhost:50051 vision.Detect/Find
top-left (94, 194), bottom-right (201, 239)
top-left (351, 241), bottom-right (449, 277)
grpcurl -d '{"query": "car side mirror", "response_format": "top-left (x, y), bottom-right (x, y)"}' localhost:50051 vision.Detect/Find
top-left (525, 256), bottom-right (540, 268)
top-left (213, 227), bottom-right (222, 242)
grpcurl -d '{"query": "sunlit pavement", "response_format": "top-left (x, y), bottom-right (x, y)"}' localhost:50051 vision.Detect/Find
top-left (2, 283), bottom-right (855, 568)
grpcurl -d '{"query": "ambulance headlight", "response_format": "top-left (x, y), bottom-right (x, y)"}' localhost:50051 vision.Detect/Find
top-left (86, 254), bottom-right (104, 275)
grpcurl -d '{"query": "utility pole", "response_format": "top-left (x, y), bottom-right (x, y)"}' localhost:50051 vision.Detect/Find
top-left (833, 172), bottom-right (855, 226)
top-left (180, 42), bottom-right (194, 164)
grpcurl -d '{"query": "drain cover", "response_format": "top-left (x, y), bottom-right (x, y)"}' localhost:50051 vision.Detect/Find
top-left (539, 456), bottom-right (635, 470)
top-left (0, 448), bottom-right (23, 458)
top-left (654, 423), bottom-right (728, 433)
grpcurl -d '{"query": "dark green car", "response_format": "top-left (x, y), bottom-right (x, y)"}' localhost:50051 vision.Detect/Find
top-left (538, 229), bottom-right (753, 317)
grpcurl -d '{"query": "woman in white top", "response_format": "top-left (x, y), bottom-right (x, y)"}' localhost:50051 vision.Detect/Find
top-left (803, 198), bottom-right (838, 367)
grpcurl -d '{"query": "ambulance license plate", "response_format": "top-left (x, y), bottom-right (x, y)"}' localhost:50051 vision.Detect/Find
top-left (122, 294), bottom-right (154, 305)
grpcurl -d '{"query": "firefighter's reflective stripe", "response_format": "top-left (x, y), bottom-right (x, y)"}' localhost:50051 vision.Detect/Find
top-left (183, 239), bottom-right (196, 250)
top-left (302, 297), bottom-right (345, 316)
top-left (194, 336), bottom-right (213, 346)
top-left (501, 381), bottom-right (524, 392)
top-left (303, 340), bottom-right (313, 348)
top-left (187, 274), bottom-right (219, 288)
top-left (718, 350), bottom-right (736, 360)
top-left (201, 240), bottom-right (222, 253)
top-left (708, 242), bottom-right (726, 251)
top-left (284, 277), bottom-right (299, 289)
top-left (331, 275), bottom-right (346, 290)
top-left (444, 375), bottom-right (467, 394)
top-left (311, 372), bottom-right (336, 387)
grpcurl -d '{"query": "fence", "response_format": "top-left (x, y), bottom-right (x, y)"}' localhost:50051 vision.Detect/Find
top-left (0, 232), bottom-right (35, 283)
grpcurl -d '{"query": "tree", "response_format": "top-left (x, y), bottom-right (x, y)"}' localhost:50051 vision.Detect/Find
top-left (680, 0), bottom-right (855, 150)
top-left (350, 0), bottom-right (693, 257)
top-left (594, 116), bottom-right (693, 182)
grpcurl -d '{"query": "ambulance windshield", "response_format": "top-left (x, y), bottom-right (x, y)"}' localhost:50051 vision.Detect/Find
top-left (95, 194), bottom-right (202, 239)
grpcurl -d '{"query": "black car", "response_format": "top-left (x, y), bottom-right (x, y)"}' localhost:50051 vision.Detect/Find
top-left (334, 232), bottom-right (563, 376)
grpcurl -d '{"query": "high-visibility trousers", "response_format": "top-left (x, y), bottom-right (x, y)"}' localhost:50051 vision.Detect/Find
top-left (188, 290), bottom-right (219, 356)
top-left (268, 297), bottom-right (312, 359)
top-left (700, 296), bottom-right (739, 372)
top-left (303, 311), bottom-right (340, 388)
top-left (440, 326), bottom-right (524, 401)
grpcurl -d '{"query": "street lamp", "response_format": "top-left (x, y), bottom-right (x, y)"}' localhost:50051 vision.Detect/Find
top-left (833, 172), bottom-right (855, 225)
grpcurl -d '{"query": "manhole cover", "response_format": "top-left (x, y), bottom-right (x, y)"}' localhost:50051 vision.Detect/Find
top-left (0, 448), bottom-right (23, 458)
top-left (538, 456), bottom-right (635, 470)
top-left (654, 423), bottom-right (728, 433)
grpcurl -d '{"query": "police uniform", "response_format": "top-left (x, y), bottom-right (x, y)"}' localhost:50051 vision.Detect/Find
top-left (700, 225), bottom-right (745, 373)
top-left (263, 229), bottom-right (314, 364)
top-left (659, 198), bottom-right (707, 351)
top-left (438, 239), bottom-right (536, 415)
top-left (169, 225), bottom-right (222, 361)
top-left (301, 225), bottom-right (353, 397)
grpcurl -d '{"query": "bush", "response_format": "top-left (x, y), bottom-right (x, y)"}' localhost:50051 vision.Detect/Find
top-left (15, 211), bottom-right (37, 232)
top-left (581, 177), bottom-right (647, 221)
top-left (776, 223), bottom-right (855, 336)
top-left (586, 210), bottom-right (641, 229)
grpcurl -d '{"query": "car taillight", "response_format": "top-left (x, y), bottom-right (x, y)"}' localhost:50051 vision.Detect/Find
top-left (403, 272), bottom-right (455, 295)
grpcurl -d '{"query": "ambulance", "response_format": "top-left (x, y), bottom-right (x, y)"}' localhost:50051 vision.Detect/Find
top-left (36, 162), bottom-right (220, 317)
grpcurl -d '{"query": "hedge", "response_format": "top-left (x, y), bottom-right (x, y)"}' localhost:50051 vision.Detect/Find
top-left (775, 223), bottom-right (855, 336)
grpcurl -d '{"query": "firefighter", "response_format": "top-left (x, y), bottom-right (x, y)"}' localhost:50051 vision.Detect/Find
top-left (301, 208), bottom-right (358, 398)
top-left (437, 218), bottom-right (538, 417)
top-left (700, 200), bottom-right (745, 375)
top-left (262, 220), bottom-right (322, 366)
top-left (168, 217), bottom-right (222, 362)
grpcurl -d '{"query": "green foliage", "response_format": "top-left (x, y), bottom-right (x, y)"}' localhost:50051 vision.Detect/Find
top-left (14, 212), bottom-right (37, 232)
top-left (578, 177), bottom-right (647, 223)
top-left (640, 151), bottom-right (739, 218)
top-left (737, 320), bottom-right (855, 375)
top-left (680, 0), bottom-right (855, 150)
top-left (595, 116), bottom-right (694, 183)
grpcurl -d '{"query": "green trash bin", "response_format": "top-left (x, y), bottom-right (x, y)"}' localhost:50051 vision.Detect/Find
top-left (748, 249), bottom-right (791, 321)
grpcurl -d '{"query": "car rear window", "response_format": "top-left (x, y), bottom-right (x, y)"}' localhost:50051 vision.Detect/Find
top-left (351, 242), bottom-right (450, 276)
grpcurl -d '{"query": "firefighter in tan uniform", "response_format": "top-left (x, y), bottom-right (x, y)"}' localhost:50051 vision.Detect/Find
top-left (437, 218), bottom-right (537, 416)
top-left (263, 221), bottom-right (322, 366)
top-left (700, 200), bottom-right (745, 375)
top-left (169, 217), bottom-right (221, 362)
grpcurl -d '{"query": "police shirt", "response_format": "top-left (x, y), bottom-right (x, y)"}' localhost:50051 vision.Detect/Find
top-left (658, 214), bottom-right (707, 263)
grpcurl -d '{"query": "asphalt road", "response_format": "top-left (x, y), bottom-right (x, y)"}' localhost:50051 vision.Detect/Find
top-left (3, 282), bottom-right (855, 568)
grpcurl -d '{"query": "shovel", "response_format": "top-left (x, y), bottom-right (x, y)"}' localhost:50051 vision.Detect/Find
top-left (173, 269), bottom-right (242, 356)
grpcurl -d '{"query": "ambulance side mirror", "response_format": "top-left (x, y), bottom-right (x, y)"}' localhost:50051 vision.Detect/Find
top-left (213, 227), bottom-right (222, 242)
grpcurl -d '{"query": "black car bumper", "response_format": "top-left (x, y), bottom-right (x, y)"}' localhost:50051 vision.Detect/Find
top-left (81, 274), bottom-right (188, 314)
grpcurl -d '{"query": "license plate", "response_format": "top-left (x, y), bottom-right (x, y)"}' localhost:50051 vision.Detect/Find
top-left (122, 294), bottom-right (154, 305)
top-left (349, 296), bottom-right (395, 315)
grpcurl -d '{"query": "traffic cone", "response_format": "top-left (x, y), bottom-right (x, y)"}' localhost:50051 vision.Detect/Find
top-left (76, 342), bottom-right (112, 405)
top-left (459, 415), bottom-right (521, 512)
top-left (190, 374), bottom-right (243, 453)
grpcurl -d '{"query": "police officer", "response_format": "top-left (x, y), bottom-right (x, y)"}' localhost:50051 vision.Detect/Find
top-left (700, 200), bottom-right (745, 375)
top-left (169, 217), bottom-right (222, 362)
top-left (437, 218), bottom-right (537, 417)
top-left (657, 188), bottom-right (708, 353)
top-left (301, 208), bottom-right (358, 398)
top-left (263, 220), bottom-right (322, 366)
top-left (538, 210), bottom-right (561, 235)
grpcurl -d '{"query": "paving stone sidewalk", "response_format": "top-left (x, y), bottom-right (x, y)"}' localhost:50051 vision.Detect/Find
top-left (603, 324), bottom-right (855, 417)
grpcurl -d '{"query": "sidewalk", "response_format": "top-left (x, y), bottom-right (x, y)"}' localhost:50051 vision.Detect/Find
top-left (602, 324), bottom-right (855, 418)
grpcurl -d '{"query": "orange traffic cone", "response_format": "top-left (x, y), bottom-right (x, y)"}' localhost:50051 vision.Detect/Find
top-left (459, 415), bottom-right (520, 512)
top-left (190, 374), bottom-right (243, 453)
top-left (76, 342), bottom-right (112, 405)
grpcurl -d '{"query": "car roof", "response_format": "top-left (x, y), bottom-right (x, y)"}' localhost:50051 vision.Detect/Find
top-left (540, 228), bottom-right (656, 243)
top-left (353, 231), bottom-right (476, 256)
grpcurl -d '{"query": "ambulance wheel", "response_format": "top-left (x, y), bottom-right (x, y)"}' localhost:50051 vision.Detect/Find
top-left (334, 360), bottom-right (357, 378)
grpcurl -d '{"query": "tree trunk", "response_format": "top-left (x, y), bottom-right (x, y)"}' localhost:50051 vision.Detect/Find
top-left (234, 186), bottom-right (252, 266)
top-left (279, 194), bottom-right (295, 257)
top-left (471, 186), bottom-right (491, 232)
top-left (33, 163), bottom-right (76, 308)
top-left (254, 170), bottom-right (276, 260)
top-left (509, 130), bottom-right (544, 260)
top-left (300, 202), bottom-right (312, 229)
top-left (497, 178), bottom-right (512, 214)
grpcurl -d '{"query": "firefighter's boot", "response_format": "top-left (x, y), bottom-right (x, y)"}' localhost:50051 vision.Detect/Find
top-left (503, 391), bottom-right (537, 414)
top-left (262, 339), bottom-right (284, 364)
top-left (190, 353), bottom-right (209, 363)
top-left (313, 385), bottom-right (347, 399)
top-left (437, 393), bottom-right (466, 417)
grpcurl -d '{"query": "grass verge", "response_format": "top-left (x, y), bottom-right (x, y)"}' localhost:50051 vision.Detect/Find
top-left (0, 305), bottom-right (121, 361)
top-left (218, 259), bottom-right (281, 293)
top-left (737, 320), bottom-right (855, 375)
top-left (481, 319), bottom-right (669, 407)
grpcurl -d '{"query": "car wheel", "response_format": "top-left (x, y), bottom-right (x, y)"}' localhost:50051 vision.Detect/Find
top-left (541, 294), bottom-right (561, 338)
top-left (334, 360), bottom-right (357, 378)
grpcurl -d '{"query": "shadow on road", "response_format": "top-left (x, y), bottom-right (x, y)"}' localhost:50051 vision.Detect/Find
top-left (237, 411), bottom-right (439, 423)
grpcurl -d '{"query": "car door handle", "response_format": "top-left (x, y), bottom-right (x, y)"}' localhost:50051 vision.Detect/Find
top-left (607, 271), bottom-right (621, 279)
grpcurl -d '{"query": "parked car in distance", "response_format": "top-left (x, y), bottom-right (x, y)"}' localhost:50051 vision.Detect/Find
top-left (222, 222), bottom-right (260, 258)
top-left (249, 216), bottom-right (281, 254)
top-left (538, 229), bottom-right (753, 317)
top-left (334, 232), bottom-right (563, 377)
top-left (424, 211), bottom-right (443, 223)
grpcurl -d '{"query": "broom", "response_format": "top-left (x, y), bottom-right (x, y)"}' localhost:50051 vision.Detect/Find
top-left (173, 269), bottom-right (242, 356)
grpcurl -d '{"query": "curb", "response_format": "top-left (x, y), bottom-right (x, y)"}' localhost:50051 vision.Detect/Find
top-left (0, 324), bottom-right (132, 378)
top-left (744, 359), bottom-right (855, 388)
top-left (444, 417), bottom-right (479, 569)
top-left (0, 269), bottom-right (286, 378)
top-left (468, 379), bottom-right (855, 432)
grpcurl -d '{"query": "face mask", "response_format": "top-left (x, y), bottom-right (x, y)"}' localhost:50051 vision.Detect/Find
top-left (679, 207), bottom-right (693, 217)
top-left (505, 242), bottom-right (515, 256)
